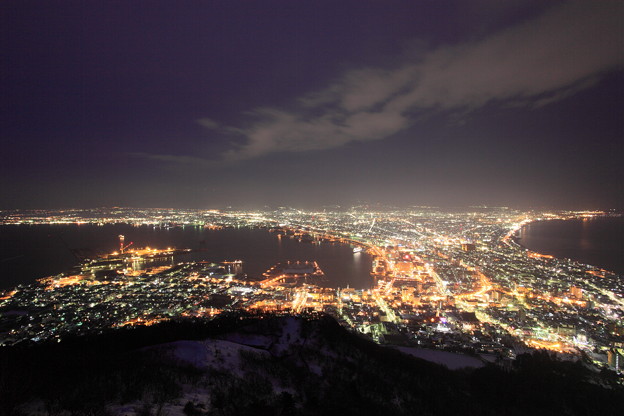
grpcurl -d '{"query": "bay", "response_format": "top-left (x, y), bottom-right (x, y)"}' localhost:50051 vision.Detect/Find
top-left (0, 224), bottom-right (374, 290)
top-left (518, 216), bottom-right (624, 274)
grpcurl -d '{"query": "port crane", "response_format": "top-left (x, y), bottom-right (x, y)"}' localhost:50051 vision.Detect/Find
top-left (118, 235), bottom-right (133, 253)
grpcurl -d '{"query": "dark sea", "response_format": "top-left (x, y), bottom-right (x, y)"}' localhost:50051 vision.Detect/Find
top-left (0, 225), bottom-right (374, 290)
top-left (518, 216), bottom-right (624, 274)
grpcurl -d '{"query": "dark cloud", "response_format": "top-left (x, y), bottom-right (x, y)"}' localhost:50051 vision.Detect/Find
top-left (199, 1), bottom-right (622, 162)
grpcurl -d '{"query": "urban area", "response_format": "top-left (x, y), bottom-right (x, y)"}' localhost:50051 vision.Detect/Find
top-left (0, 207), bottom-right (622, 377)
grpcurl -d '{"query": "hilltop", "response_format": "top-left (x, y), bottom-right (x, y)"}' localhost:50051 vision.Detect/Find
top-left (1, 313), bottom-right (623, 416)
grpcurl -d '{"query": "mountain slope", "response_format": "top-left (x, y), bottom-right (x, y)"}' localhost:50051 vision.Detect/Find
top-left (1, 314), bottom-right (623, 416)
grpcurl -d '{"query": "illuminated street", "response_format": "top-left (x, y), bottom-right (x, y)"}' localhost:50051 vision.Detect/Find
top-left (0, 207), bottom-right (622, 377)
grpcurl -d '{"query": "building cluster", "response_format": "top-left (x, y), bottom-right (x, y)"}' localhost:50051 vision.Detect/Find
top-left (0, 207), bottom-right (622, 375)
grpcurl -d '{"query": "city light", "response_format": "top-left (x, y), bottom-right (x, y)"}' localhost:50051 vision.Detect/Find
top-left (0, 207), bottom-right (622, 374)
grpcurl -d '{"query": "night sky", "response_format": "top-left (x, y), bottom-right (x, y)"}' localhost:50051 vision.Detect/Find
top-left (2, 1), bottom-right (623, 209)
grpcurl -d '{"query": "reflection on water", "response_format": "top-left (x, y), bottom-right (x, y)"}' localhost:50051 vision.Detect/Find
top-left (579, 218), bottom-right (592, 251)
top-left (0, 225), bottom-right (374, 290)
top-left (519, 217), bottom-right (624, 274)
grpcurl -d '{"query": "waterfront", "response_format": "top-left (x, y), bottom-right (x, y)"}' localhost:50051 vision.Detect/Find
top-left (519, 216), bottom-right (624, 275)
top-left (1, 208), bottom-right (623, 375)
top-left (0, 225), bottom-right (374, 290)
top-left (2, 215), bottom-right (622, 291)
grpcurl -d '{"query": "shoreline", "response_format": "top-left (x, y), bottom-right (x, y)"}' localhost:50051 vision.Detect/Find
top-left (0, 224), bottom-right (375, 291)
top-left (514, 215), bottom-right (623, 275)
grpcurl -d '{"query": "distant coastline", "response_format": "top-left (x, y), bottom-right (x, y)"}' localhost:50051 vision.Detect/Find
top-left (516, 215), bottom-right (624, 275)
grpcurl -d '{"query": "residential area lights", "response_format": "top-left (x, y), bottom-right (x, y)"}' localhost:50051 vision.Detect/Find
top-left (0, 207), bottom-right (622, 376)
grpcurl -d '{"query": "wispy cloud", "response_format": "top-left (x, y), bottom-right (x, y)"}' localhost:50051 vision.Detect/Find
top-left (204, 1), bottom-right (624, 162)
top-left (196, 118), bottom-right (221, 130)
top-left (129, 152), bottom-right (216, 167)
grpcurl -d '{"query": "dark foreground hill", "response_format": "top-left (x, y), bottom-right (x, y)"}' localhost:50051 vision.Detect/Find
top-left (1, 313), bottom-right (623, 416)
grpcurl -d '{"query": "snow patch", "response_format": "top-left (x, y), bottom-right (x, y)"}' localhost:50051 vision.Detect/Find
top-left (220, 333), bottom-right (273, 349)
top-left (153, 338), bottom-right (269, 374)
top-left (394, 346), bottom-right (485, 370)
